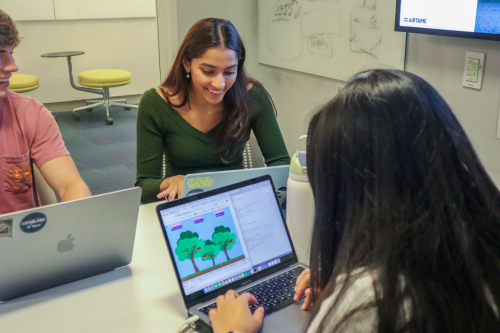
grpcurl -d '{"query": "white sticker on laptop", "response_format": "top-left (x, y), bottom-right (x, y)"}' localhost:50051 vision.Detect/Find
top-left (20, 212), bottom-right (47, 233)
top-left (0, 218), bottom-right (13, 239)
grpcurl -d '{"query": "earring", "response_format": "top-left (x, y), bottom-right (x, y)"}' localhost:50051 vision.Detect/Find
top-left (186, 72), bottom-right (191, 79)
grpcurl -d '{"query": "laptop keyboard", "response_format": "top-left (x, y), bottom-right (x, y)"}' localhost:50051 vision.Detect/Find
top-left (198, 266), bottom-right (306, 317)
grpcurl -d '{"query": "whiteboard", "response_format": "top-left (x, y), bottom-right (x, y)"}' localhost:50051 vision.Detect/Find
top-left (53, 0), bottom-right (156, 20)
top-left (0, 0), bottom-right (55, 21)
top-left (259, 0), bottom-right (406, 81)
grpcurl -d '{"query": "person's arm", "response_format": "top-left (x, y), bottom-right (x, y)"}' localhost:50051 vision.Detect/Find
top-left (135, 90), bottom-right (172, 204)
top-left (38, 156), bottom-right (91, 201)
top-left (28, 100), bottom-right (90, 202)
top-left (249, 85), bottom-right (291, 166)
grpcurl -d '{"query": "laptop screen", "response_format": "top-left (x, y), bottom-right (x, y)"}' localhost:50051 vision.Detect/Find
top-left (158, 178), bottom-right (294, 300)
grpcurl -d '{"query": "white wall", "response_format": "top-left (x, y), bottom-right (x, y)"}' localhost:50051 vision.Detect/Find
top-left (14, 18), bottom-right (161, 104)
top-left (175, 0), bottom-right (500, 187)
top-left (406, 34), bottom-right (500, 185)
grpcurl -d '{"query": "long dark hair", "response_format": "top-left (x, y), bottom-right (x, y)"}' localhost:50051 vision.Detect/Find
top-left (161, 18), bottom-right (252, 162)
top-left (307, 69), bottom-right (500, 332)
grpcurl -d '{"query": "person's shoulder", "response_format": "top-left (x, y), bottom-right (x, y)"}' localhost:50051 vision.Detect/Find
top-left (307, 269), bottom-right (377, 333)
top-left (247, 80), bottom-right (266, 97)
top-left (141, 87), bottom-right (161, 101)
top-left (7, 90), bottom-right (44, 114)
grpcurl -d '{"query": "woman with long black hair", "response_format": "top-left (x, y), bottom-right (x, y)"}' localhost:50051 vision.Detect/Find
top-left (209, 69), bottom-right (500, 333)
top-left (136, 18), bottom-right (290, 204)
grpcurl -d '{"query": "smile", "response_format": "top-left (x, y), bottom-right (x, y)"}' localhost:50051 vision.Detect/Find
top-left (0, 78), bottom-right (9, 83)
top-left (207, 88), bottom-right (222, 95)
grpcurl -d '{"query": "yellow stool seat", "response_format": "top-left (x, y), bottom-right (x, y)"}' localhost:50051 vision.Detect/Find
top-left (9, 74), bottom-right (40, 93)
top-left (78, 69), bottom-right (132, 88)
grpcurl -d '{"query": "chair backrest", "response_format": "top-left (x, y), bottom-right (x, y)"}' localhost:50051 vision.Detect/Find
top-left (245, 132), bottom-right (265, 169)
top-left (33, 165), bottom-right (58, 206)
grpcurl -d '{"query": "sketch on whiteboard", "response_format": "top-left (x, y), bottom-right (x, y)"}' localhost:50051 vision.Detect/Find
top-left (267, 0), bottom-right (383, 61)
top-left (267, 0), bottom-right (303, 60)
top-left (259, 0), bottom-right (406, 81)
top-left (355, 0), bottom-right (377, 10)
top-left (350, 13), bottom-right (381, 59)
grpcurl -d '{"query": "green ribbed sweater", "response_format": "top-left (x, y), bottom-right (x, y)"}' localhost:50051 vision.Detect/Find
top-left (135, 85), bottom-right (291, 204)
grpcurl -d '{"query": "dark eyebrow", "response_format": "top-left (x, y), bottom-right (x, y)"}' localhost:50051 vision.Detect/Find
top-left (200, 63), bottom-right (237, 70)
top-left (0, 50), bottom-right (5, 53)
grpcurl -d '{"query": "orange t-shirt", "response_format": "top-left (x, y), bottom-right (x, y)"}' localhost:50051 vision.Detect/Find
top-left (0, 90), bottom-right (69, 214)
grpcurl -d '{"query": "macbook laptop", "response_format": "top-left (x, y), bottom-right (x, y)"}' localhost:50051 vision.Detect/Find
top-left (157, 175), bottom-right (310, 332)
top-left (0, 187), bottom-right (142, 301)
top-left (182, 166), bottom-right (289, 210)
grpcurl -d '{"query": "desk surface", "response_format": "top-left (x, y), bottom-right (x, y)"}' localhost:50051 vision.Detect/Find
top-left (0, 202), bottom-right (190, 333)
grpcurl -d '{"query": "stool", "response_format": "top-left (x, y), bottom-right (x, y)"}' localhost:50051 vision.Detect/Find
top-left (75, 69), bottom-right (136, 125)
top-left (9, 74), bottom-right (39, 93)
top-left (41, 51), bottom-right (138, 125)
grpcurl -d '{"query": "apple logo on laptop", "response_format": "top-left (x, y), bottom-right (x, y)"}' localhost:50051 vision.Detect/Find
top-left (57, 234), bottom-right (75, 253)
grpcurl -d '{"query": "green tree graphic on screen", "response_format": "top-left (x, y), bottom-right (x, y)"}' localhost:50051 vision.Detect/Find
top-left (212, 226), bottom-right (236, 261)
top-left (201, 240), bottom-right (220, 266)
top-left (175, 231), bottom-right (205, 274)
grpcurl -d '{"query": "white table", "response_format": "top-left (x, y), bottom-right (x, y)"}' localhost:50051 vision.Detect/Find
top-left (0, 202), bottom-right (192, 333)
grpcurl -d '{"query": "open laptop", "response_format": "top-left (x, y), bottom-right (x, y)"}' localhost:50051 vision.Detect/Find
top-left (0, 187), bottom-right (141, 301)
top-left (182, 166), bottom-right (289, 210)
top-left (157, 175), bottom-right (310, 332)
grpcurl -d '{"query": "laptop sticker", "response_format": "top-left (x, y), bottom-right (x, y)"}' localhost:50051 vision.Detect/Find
top-left (0, 218), bottom-right (13, 239)
top-left (20, 212), bottom-right (47, 233)
top-left (186, 177), bottom-right (214, 189)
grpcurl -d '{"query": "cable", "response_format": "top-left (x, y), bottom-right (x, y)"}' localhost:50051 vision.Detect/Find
top-left (177, 315), bottom-right (199, 333)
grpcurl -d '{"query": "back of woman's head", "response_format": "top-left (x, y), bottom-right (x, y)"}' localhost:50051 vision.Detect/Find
top-left (307, 69), bottom-right (500, 332)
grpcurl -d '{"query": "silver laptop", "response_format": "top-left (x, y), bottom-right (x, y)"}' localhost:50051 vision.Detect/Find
top-left (157, 176), bottom-right (310, 332)
top-left (182, 165), bottom-right (290, 210)
top-left (0, 187), bottom-right (141, 301)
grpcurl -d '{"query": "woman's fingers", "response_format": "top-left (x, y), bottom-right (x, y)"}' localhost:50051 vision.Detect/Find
top-left (157, 175), bottom-right (185, 200)
top-left (294, 269), bottom-right (311, 301)
top-left (168, 186), bottom-right (178, 201)
top-left (301, 288), bottom-right (312, 310)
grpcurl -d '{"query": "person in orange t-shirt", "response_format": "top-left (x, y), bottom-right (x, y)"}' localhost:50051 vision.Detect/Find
top-left (0, 9), bottom-right (90, 214)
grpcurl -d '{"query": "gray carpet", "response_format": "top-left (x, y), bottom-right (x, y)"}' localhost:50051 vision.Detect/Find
top-left (56, 106), bottom-right (137, 196)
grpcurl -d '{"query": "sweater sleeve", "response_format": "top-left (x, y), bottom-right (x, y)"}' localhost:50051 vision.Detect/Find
top-left (249, 85), bottom-right (291, 166)
top-left (135, 90), bottom-right (165, 204)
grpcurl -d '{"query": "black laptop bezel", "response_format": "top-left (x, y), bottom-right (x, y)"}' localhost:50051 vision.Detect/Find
top-left (156, 174), bottom-right (299, 309)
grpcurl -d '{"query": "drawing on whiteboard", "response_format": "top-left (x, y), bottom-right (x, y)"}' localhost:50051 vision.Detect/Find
top-left (260, 0), bottom-right (406, 81)
top-left (268, 0), bottom-right (382, 61)
top-left (350, 13), bottom-right (381, 59)
top-left (267, 0), bottom-right (303, 60)
top-left (355, 0), bottom-right (377, 10)
top-left (268, 0), bottom-right (342, 60)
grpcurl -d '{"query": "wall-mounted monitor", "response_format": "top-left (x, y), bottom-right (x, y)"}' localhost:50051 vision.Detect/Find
top-left (395, 0), bottom-right (500, 41)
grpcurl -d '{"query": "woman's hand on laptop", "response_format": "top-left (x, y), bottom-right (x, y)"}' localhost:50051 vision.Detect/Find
top-left (294, 268), bottom-right (312, 310)
top-left (158, 175), bottom-right (185, 201)
top-left (209, 290), bottom-right (264, 333)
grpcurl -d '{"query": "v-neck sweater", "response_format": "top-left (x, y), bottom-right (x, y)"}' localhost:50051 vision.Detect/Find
top-left (135, 84), bottom-right (290, 204)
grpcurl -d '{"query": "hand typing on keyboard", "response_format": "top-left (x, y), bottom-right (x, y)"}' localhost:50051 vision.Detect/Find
top-left (294, 268), bottom-right (312, 310)
top-left (209, 290), bottom-right (265, 333)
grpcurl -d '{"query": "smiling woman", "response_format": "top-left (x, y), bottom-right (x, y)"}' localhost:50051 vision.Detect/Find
top-left (135, 18), bottom-right (290, 204)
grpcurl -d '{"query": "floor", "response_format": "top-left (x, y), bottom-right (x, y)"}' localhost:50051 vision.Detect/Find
top-left (56, 106), bottom-right (137, 196)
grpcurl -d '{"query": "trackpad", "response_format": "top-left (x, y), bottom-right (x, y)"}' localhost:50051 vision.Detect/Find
top-left (261, 301), bottom-right (311, 333)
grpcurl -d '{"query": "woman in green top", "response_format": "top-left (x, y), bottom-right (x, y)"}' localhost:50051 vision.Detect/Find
top-left (136, 18), bottom-right (290, 204)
